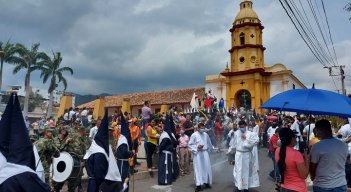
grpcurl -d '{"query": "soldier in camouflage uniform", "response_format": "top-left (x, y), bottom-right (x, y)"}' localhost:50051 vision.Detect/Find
top-left (35, 127), bottom-right (60, 186)
top-left (52, 128), bottom-right (84, 192)
top-left (72, 126), bottom-right (87, 192)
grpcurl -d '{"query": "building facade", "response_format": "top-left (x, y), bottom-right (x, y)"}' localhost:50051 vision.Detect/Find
top-left (205, 0), bottom-right (305, 112)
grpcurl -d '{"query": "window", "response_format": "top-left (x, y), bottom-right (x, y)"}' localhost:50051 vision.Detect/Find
top-left (250, 56), bottom-right (256, 63)
top-left (239, 57), bottom-right (245, 63)
top-left (240, 32), bottom-right (245, 45)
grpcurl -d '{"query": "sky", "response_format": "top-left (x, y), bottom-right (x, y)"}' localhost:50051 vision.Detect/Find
top-left (0, 0), bottom-right (350, 95)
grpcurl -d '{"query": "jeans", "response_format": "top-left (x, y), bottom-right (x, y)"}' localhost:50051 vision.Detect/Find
top-left (269, 151), bottom-right (280, 181)
top-left (313, 185), bottom-right (347, 192)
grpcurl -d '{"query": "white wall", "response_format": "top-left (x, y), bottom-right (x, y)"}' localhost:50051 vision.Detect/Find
top-left (270, 80), bottom-right (283, 97)
top-left (205, 82), bottom-right (226, 101)
top-left (288, 77), bottom-right (304, 90)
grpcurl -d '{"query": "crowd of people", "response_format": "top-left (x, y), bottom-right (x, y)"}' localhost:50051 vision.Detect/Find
top-left (3, 91), bottom-right (351, 192)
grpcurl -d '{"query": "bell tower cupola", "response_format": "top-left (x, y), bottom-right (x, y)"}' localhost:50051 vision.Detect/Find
top-left (229, 0), bottom-right (265, 72)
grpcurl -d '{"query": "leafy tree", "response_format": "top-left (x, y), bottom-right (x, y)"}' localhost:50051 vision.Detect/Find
top-left (2, 92), bottom-right (45, 112)
top-left (0, 40), bottom-right (18, 94)
top-left (10, 43), bottom-right (48, 116)
top-left (37, 52), bottom-right (73, 118)
top-left (346, 3), bottom-right (351, 20)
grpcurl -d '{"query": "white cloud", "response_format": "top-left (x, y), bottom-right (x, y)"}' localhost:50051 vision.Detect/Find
top-left (0, 0), bottom-right (350, 95)
top-left (133, 0), bottom-right (172, 14)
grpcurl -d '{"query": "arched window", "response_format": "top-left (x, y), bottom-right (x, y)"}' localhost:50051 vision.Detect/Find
top-left (239, 32), bottom-right (245, 45)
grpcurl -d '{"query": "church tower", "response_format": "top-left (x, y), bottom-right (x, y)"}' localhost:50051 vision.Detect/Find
top-left (220, 0), bottom-right (271, 111)
top-left (230, 0), bottom-right (265, 72)
top-left (205, 0), bottom-right (305, 113)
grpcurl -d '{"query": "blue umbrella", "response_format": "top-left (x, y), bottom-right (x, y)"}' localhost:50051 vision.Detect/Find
top-left (260, 88), bottom-right (351, 117)
top-left (261, 88), bottom-right (351, 151)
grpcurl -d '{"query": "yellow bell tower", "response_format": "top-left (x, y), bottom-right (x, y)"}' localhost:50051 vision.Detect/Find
top-left (230, 0), bottom-right (264, 71)
top-left (221, 0), bottom-right (271, 112)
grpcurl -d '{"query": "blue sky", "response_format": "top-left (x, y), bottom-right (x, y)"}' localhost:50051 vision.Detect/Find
top-left (0, 0), bottom-right (350, 95)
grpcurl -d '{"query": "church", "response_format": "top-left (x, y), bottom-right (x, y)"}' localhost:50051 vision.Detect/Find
top-left (73, 0), bottom-right (305, 117)
top-left (205, 0), bottom-right (305, 112)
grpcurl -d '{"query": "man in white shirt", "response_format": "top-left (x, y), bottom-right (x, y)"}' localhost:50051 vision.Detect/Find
top-left (290, 116), bottom-right (303, 150)
top-left (80, 107), bottom-right (89, 128)
top-left (89, 120), bottom-right (101, 140)
top-left (267, 123), bottom-right (278, 140)
top-left (68, 107), bottom-right (76, 121)
top-left (303, 118), bottom-right (315, 140)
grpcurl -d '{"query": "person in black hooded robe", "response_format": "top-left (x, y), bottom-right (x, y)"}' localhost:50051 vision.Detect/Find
top-left (169, 114), bottom-right (180, 180)
top-left (0, 93), bottom-right (50, 192)
top-left (158, 115), bottom-right (177, 185)
top-left (116, 114), bottom-right (133, 192)
top-left (84, 110), bottom-right (123, 192)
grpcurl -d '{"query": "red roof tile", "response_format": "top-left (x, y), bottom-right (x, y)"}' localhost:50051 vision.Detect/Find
top-left (78, 87), bottom-right (205, 108)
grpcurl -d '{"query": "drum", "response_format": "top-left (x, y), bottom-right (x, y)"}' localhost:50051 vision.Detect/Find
top-left (50, 152), bottom-right (81, 182)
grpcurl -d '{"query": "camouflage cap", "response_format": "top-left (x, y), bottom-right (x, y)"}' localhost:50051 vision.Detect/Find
top-left (29, 134), bottom-right (38, 142)
top-left (76, 126), bottom-right (86, 132)
top-left (44, 126), bottom-right (55, 132)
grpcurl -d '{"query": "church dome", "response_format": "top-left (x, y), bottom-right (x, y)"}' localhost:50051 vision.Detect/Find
top-left (234, 0), bottom-right (260, 24)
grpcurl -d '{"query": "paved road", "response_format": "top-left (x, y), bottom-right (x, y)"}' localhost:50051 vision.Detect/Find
top-left (63, 148), bottom-right (279, 192)
top-left (128, 148), bottom-right (277, 192)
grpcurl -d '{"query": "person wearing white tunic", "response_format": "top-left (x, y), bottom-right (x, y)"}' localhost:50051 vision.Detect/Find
top-left (249, 122), bottom-right (260, 171)
top-left (227, 120), bottom-right (259, 191)
top-left (189, 122), bottom-right (214, 192)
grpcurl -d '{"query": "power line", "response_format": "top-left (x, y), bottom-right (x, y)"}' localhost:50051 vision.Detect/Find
top-left (278, 0), bottom-right (328, 67)
top-left (321, 0), bottom-right (339, 66)
top-left (278, 0), bottom-right (343, 93)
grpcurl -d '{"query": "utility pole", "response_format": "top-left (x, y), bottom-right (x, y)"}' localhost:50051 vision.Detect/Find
top-left (340, 65), bottom-right (346, 95)
top-left (324, 65), bottom-right (346, 95)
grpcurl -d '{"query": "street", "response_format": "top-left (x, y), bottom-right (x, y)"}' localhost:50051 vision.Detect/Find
top-left (127, 148), bottom-right (277, 192)
top-left (65, 148), bottom-right (278, 192)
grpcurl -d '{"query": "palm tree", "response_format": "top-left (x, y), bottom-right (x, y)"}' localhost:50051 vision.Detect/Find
top-left (37, 51), bottom-right (73, 118)
top-left (11, 43), bottom-right (48, 116)
top-left (0, 40), bottom-right (17, 98)
top-left (346, 3), bottom-right (351, 20)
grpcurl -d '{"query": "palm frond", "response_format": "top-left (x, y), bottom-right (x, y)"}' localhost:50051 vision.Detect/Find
top-left (42, 73), bottom-right (50, 84)
top-left (57, 67), bottom-right (73, 75)
top-left (5, 56), bottom-right (26, 66)
top-left (30, 65), bottom-right (46, 73)
top-left (60, 76), bottom-right (68, 90)
top-left (36, 52), bottom-right (49, 61)
top-left (13, 64), bottom-right (26, 74)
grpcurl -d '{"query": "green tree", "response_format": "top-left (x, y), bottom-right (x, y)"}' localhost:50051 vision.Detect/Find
top-left (11, 43), bottom-right (48, 116)
top-left (37, 51), bottom-right (73, 118)
top-left (28, 92), bottom-right (46, 112)
top-left (346, 3), bottom-right (351, 20)
top-left (0, 40), bottom-right (17, 100)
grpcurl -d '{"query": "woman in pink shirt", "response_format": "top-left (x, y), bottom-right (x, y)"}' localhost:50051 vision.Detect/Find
top-left (275, 128), bottom-right (309, 192)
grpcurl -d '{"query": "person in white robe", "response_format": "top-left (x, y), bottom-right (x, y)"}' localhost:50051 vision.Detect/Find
top-left (189, 122), bottom-right (214, 192)
top-left (249, 122), bottom-right (260, 171)
top-left (227, 120), bottom-right (259, 191)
